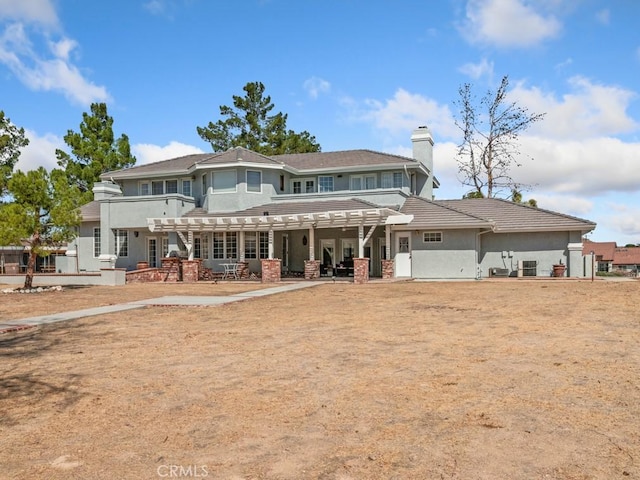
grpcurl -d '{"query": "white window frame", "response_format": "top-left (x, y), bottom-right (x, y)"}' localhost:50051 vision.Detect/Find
top-left (181, 179), bottom-right (192, 197)
top-left (258, 232), bottom-right (269, 259)
top-left (381, 172), bottom-right (403, 189)
top-left (291, 177), bottom-right (316, 194)
top-left (212, 170), bottom-right (237, 193)
top-left (245, 232), bottom-right (257, 259)
top-left (165, 179), bottom-right (178, 194)
top-left (115, 229), bottom-right (129, 257)
top-left (139, 181), bottom-right (150, 196)
top-left (318, 175), bottom-right (334, 192)
top-left (151, 180), bottom-right (164, 195)
top-left (93, 227), bottom-right (101, 258)
top-left (246, 170), bottom-right (262, 193)
top-left (201, 173), bottom-right (208, 195)
top-left (423, 231), bottom-right (443, 243)
top-left (350, 174), bottom-right (376, 190)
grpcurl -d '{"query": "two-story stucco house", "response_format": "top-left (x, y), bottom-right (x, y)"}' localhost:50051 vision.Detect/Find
top-left (65, 126), bottom-right (596, 281)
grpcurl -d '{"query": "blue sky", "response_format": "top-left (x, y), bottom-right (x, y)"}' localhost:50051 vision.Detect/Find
top-left (1, 0), bottom-right (639, 244)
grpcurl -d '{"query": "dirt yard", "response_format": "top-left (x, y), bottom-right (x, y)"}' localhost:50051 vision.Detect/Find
top-left (1, 279), bottom-right (638, 479)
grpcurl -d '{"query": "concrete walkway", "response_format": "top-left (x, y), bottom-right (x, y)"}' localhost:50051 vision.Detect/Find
top-left (0, 282), bottom-right (319, 334)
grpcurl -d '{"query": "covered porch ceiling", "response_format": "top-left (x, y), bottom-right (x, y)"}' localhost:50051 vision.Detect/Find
top-left (147, 208), bottom-right (413, 233)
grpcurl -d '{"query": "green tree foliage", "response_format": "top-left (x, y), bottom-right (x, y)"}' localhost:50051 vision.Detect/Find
top-left (56, 103), bottom-right (136, 201)
top-left (197, 81), bottom-right (321, 155)
top-left (511, 189), bottom-right (538, 207)
top-left (0, 110), bottom-right (29, 195)
top-left (0, 168), bottom-right (83, 289)
top-left (454, 76), bottom-right (545, 198)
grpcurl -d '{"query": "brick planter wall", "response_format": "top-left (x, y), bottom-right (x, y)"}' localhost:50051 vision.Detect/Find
top-left (304, 260), bottom-right (320, 280)
top-left (353, 257), bottom-right (369, 284)
top-left (161, 258), bottom-right (181, 282)
top-left (261, 259), bottom-right (281, 283)
top-left (381, 259), bottom-right (395, 279)
top-left (182, 260), bottom-right (200, 283)
top-left (136, 261), bottom-right (149, 270)
top-left (236, 261), bottom-right (250, 279)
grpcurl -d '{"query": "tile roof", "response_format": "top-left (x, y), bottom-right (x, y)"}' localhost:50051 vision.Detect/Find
top-left (101, 147), bottom-right (423, 181)
top-left (400, 196), bottom-right (492, 229)
top-left (101, 153), bottom-right (214, 179)
top-left (79, 201), bottom-right (100, 221)
top-left (436, 198), bottom-right (596, 232)
top-left (582, 239), bottom-right (617, 260)
top-left (184, 198), bottom-right (394, 218)
top-left (613, 247), bottom-right (640, 265)
top-left (275, 149), bottom-right (420, 170)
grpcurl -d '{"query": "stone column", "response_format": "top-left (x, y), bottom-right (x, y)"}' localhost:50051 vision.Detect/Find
top-left (353, 257), bottom-right (369, 284)
top-left (261, 259), bottom-right (281, 283)
top-left (304, 259), bottom-right (320, 279)
top-left (567, 242), bottom-right (584, 277)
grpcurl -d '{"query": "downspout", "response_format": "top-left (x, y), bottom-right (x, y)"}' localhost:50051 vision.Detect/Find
top-left (475, 227), bottom-right (494, 280)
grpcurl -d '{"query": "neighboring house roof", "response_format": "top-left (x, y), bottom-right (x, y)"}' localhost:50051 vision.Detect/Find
top-left (400, 196), bottom-right (492, 229)
top-left (436, 198), bottom-right (596, 233)
top-left (612, 247), bottom-right (640, 266)
top-left (582, 239), bottom-right (617, 260)
top-left (80, 201), bottom-right (101, 221)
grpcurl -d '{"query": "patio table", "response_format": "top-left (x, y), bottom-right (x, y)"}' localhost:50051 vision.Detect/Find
top-left (222, 263), bottom-right (239, 280)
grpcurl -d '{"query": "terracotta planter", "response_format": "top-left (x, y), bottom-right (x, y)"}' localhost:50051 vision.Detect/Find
top-left (552, 264), bottom-right (566, 277)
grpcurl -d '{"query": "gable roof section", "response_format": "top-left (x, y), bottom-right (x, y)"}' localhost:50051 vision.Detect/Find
top-left (436, 198), bottom-right (596, 233)
top-left (400, 196), bottom-right (492, 229)
top-left (273, 149), bottom-right (421, 172)
top-left (196, 147), bottom-right (282, 167)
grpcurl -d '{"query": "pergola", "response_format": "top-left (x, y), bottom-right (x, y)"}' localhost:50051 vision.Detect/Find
top-left (148, 208), bottom-right (413, 261)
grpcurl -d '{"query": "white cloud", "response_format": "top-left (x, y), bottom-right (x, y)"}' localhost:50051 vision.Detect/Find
top-left (0, 23), bottom-right (110, 106)
top-left (460, 0), bottom-right (562, 48)
top-left (14, 129), bottom-right (64, 172)
top-left (509, 76), bottom-right (638, 139)
top-left (133, 142), bottom-right (205, 165)
top-left (531, 193), bottom-right (593, 216)
top-left (303, 76), bottom-right (331, 99)
top-left (0, 0), bottom-right (58, 26)
top-left (458, 57), bottom-right (494, 80)
top-left (601, 202), bottom-right (640, 238)
top-left (360, 88), bottom-right (458, 140)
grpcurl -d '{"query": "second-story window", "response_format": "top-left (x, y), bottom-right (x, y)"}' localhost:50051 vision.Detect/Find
top-left (246, 170), bottom-right (261, 193)
top-left (140, 182), bottom-right (150, 195)
top-left (350, 174), bottom-right (376, 190)
top-left (152, 181), bottom-right (164, 195)
top-left (381, 172), bottom-right (403, 189)
top-left (318, 176), bottom-right (334, 192)
top-left (182, 179), bottom-right (192, 197)
top-left (292, 178), bottom-right (315, 194)
top-left (213, 170), bottom-right (237, 193)
top-left (166, 180), bottom-right (178, 194)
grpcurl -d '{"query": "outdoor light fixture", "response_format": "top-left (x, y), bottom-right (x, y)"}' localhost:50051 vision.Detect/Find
top-left (134, 231), bottom-right (139, 237)
top-left (302, 235), bottom-right (307, 246)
